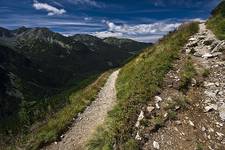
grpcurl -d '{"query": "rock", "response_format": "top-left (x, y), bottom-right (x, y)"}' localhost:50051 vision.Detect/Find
top-left (216, 132), bottom-right (224, 137)
top-left (135, 132), bottom-right (142, 140)
top-left (218, 104), bottom-right (225, 121)
top-left (155, 103), bottom-right (160, 109)
top-left (155, 96), bottom-right (162, 103)
top-left (208, 128), bottom-right (214, 133)
top-left (189, 37), bottom-right (197, 41)
top-left (153, 141), bottom-right (160, 149)
top-left (216, 122), bottom-right (223, 127)
top-left (191, 78), bottom-right (197, 86)
top-left (203, 82), bottom-right (215, 87)
top-left (189, 120), bottom-right (195, 127)
top-left (187, 41), bottom-right (198, 47)
top-left (194, 52), bottom-right (202, 57)
top-left (147, 106), bottom-right (155, 113)
top-left (54, 141), bottom-right (58, 145)
top-left (201, 126), bottom-right (206, 132)
top-left (202, 53), bottom-right (213, 59)
top-left (212, 41), bottom-right (225, 53)
top-left (198, 35), bottom-right (206, 40)
top-left (204, 90), bottom-right (216, 98)
top-left (215, 82), bottom-right (220, 87)
top-left (60, 134), bottom-right (65, 139)
top-left (175, 120), bottom-right (182, 125)
top-left (164, 112), bottom-right (168, 118)
top-left (212, 52), bottom-right (223, 57)
top-left (135, 111), bottom-right (144, 127)
top-left (204, 104), bottom-right (218, 112)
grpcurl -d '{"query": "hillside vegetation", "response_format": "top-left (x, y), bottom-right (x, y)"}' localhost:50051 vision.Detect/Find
top-left (207, 0), bottom-right (225, 39)
top-left (0, 27), bottom-right (150, 148)
top-left (87, 22), bottom-right (199, 149)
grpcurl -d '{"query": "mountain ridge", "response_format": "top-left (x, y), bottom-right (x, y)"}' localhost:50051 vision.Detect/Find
top-left (0, 26), bottom-right (151, 140)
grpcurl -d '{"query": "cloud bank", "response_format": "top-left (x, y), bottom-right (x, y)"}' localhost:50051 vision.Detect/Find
top-left (33, 0), bottom-right (66, 16)
top-left (93, 21), bottom-right (181, 43)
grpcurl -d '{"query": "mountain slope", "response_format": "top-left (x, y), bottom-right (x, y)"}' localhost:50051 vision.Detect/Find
top-left (0, 26), bottom-right (150, 143)
top-left (103, 37), bottom-right (152, 54)
top-left (87, 22), bottom-right (199, 149)
top-left (207, 0), bottom-right (225, 39)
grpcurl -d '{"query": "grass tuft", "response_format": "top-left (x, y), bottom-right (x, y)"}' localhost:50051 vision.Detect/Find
top-left (179, 58), bottom-right (196, 92)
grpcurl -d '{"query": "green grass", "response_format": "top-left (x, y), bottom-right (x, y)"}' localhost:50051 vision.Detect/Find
top-left (202, 68), bottom-right (210, 78)
top-left (207, 1), bottom-right (225, 40)
top-left (179, 58), bottom-right (196, 92)
top-left (87, 22), bottom-right (199, 150)
top-left (13, 71), bottom-right (112, 150)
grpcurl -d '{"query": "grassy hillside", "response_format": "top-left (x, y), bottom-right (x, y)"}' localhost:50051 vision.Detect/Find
top-left (0, 26), bottom-right (147, 146)
top-left (87, 22), bottom-right (199, 149)
top-left (2, 70), bottom-right (111, 149)
top-left (207, 0), bottom-right (225, 39)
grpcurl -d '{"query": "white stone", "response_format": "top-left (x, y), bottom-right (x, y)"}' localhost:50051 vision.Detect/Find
top-left (155, 96), bottom-right (162, 103)
top-left (204, 91), bottom-right (216, 98)
top-left (153, 141), bottom-right (160, 149)
top-left (204, 104), bottom-right (218, 112)
top-left (135, 111), bottom-right (144, 127)
top-left (201, 126), bottom-right (206, 132)
top-left (189, 37), bottom-right (197, 41)
top-left (147, 106), bottom-right (155, 113)
top-left (155, 103), bottom-right (160, 109)
top-left (216, 132), bottom-right (224, 137)
top-left (202, 53), bottom-right (213, 59)
top-left (189, 120), bottom-right (195, 127)
top-left (208, 128), bottom-right (214, 133)
top-left (135, 132), bottom-right (142, 140)
top-left (203, 82), bottom-right (215, 87)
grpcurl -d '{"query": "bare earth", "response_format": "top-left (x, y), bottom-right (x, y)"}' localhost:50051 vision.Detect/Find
top-left (43, 70), bottom-right (120, 150)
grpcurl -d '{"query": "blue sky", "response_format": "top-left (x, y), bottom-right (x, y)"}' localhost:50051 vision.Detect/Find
top-left (0, 0), bottom-right (220, 42)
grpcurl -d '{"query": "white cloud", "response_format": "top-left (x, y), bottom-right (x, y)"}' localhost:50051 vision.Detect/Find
top-left (84, 17), bottom-right (92, 21)
top-left (105, 21), bottom-right (181, 35)
top-left (33, 0), bottom-right (66, 16)
top-left (93, 31), bottom-right (123, 38)
top-left (93, 21), bottom-right (181, 43)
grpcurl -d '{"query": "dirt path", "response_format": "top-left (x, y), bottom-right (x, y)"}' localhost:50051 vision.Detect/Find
top-left (135, 23), bottom-right (225, 150)
top-left (43, 70), bottom-right (120, 150)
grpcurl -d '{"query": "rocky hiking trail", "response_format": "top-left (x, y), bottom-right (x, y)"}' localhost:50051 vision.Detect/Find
top-left (42, 70), bottom-right (120, 150)
top-left (135, 23), bottom-right (225, 150)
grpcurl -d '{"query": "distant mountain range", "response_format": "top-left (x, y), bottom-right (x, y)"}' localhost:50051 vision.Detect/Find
top-left (0, 26), bottom-right (151, 130)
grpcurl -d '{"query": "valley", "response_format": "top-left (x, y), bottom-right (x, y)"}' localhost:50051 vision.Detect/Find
top-left (1, 1), bottom-right (225, 150)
